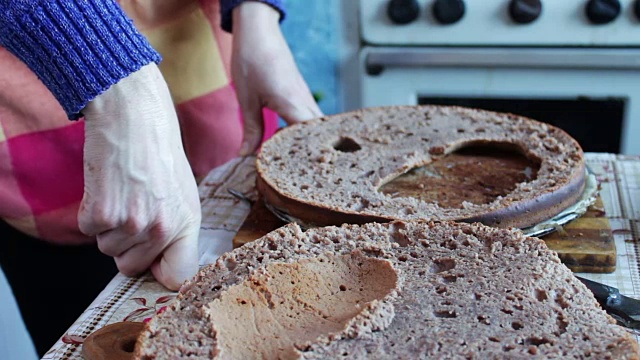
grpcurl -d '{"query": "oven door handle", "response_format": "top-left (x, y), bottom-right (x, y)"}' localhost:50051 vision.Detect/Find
top-left (364, 47), bottom-right (640, 75)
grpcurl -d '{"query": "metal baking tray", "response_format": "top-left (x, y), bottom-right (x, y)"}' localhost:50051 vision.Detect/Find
top-left (521, 168), bottom-right (598, 238)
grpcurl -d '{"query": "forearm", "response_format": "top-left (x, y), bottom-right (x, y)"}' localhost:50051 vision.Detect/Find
top-left (220, 0), bottom-right (286, 32)
top-left (0, 0), bottom-right (160, 119)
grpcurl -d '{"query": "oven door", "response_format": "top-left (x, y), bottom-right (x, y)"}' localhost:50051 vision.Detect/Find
top-left (359, 47), bottom-right (640, 154)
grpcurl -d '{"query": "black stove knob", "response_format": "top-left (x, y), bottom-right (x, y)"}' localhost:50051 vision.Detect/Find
top-left (387, 0), bottom-right (420, 25)
top-left (585, 0), bottom-right (621, 25)
top-left (432, 0), bottom-right (466, 25)
top-left (634, 0), bottom-right (640, 21)
top-left (509, 0), bottom-right (542, 24)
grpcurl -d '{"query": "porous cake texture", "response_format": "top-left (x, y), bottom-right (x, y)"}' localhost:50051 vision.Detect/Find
top-left (257, 105), bottom-right (586, 229)
top-left (135, 221), bottom-right (638, 359)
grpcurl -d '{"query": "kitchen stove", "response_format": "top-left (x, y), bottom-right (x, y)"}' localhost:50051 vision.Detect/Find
top-left (348, 0), bottom-right (640, 154)
top-left (362, 0), bottom-right (640, 46)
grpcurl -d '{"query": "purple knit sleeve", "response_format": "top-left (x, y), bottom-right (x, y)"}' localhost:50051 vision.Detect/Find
top-left (220, 0), bottom-right (285, 33)
top-left (0, 0), bottom-right (161, 120)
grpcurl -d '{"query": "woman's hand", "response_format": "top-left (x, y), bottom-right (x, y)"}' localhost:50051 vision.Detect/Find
top-left (231, 1), bottom-right (323, 155)
top-left (80, 64), bottom-right (201, 291)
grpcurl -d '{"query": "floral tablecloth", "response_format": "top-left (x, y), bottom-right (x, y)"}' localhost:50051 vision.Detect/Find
top-left (43, 153), bottom-right (640, 359)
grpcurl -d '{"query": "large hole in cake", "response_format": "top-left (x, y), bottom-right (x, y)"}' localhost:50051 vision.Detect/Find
top-left (206, 253), bottom-right (398, 359)
top-left (379, 141), bottom-right (541, 208)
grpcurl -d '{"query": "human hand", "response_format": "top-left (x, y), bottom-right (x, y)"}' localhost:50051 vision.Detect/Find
top-left (79, 64), bottom-right (201, 291)
top-left (232, 1), bottom-right (323, 155)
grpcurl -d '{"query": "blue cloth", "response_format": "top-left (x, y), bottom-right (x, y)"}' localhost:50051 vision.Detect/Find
top-left (0, 0), bottom-right (161, 120)
top-left (0, 266), bottom-right (38, 360)
top-left (220, 0), bottom-right (286, 32)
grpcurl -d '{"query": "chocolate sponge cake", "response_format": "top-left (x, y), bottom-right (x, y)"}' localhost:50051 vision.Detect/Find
top-left (256, 105), bottom-right (586, 229)
top-left (134, 221), bottom-right (638, 359)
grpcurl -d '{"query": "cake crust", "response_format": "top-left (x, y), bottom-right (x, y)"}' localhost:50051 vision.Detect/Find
top-left (134, 221), bottom-right (638, 359)
top-left (256, 105), bottom-right (586, 229)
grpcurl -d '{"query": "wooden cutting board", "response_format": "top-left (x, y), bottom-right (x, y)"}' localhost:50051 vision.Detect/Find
top-left (542, 196), bottom-right (615, 273)
top-left (233, 196), bottom-right (286, 249)
top-left (235, 148), bottom-right (615, 273)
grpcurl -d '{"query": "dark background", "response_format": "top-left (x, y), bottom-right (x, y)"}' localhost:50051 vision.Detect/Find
top-left (0, 220), bottom-right (117, 356)
top-left (420, 97), bottom-right (625, 153)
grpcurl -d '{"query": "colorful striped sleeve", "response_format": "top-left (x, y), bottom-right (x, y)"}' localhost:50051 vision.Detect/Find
top-left (0, 0), bottom-right (161, 120)
top-left (220, 0), bottom-right (286, 32)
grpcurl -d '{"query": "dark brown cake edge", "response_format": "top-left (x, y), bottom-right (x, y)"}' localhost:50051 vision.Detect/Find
top-left (256, 161), bottom-right (586, 230)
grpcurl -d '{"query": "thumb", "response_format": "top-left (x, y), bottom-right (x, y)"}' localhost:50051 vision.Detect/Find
top-left (151, 231), bottom-right (199, 291)
top-left (270, 92), bottom-right (323, 126)
top-left (239, 97), bottom-right (265, 156)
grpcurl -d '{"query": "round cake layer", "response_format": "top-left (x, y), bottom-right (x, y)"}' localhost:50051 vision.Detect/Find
top-left (256, 105), bottom-right (586, 229)
top-left (134, 221), bottom-right (638, 359)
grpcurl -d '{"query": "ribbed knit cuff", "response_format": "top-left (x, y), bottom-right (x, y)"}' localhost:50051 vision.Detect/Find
top-left (0, 0), bottom-right (161, 120)
top-left (220, 0), bottom-right (285, 33)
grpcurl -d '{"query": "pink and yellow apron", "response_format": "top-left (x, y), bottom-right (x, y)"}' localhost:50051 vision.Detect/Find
top-left (0, 0), bottom-right (277, 244)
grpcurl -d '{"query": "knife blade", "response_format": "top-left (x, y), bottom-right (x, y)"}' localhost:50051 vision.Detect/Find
top-left (575, 276), bottom-right (640, 332)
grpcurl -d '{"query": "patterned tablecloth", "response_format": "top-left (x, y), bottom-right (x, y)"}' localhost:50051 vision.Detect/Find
top-left (43, 153), bottom-right (640, 359)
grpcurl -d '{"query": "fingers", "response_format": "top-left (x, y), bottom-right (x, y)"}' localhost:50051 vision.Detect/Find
top-left (150, 230), bottom-right (199, 291)
top-left (301, 85), bottom-right (324, 119)
top-left (78, 198), bottom-right (121, 237)
top-left (94, 225), bottom-right (163, 277)
top-left (113, 241), bottom-right (160, 277)
top-left (239, 96), bottom-right (265, 156)
top-left (277, 100), bottom-right (323, 125)
top-left (100, 223), bottom-right (199, 291)
top-left (268, 86), bottom-right (324, 126)
top-left (95, 228), bottom-right (146, 258)
top-left (239, 93), bottom-right (324, 156)
top-left (308, 100), bottom-right (324, 119)
top-left (81, 201), bottom-right (200, 291)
